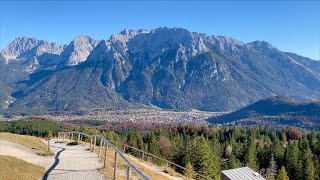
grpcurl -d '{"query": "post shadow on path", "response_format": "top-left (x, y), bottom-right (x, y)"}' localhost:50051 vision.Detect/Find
top-left (42, 146), bottom-right (66, 180)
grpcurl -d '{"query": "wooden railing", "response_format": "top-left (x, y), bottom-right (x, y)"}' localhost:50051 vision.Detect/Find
top-left (58, 131), bottom-right (212, 180)
top-left (109, 140), bottom-right (211, 179)
top-left (57, 131), bottom-right (151, 180)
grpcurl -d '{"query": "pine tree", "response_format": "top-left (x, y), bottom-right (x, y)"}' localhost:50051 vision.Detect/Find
top-left (304, 158), bottom-right (315, 180)
top-left (191, 136), bottom-right (220, 179)
top-left (245, 141), bottom-right (258, 171)
top-left (273, 140), bottom-right (285, 164)
top-left (227, 155), bottom-right (241, 169)
top-left (286, 141), bottom-right (301, 180)
top-left (265, 154), bottom-right (277, 180)
top-left (183, 161), bottom-right (195, 179)
top-left (212, 155), bottom-right (221, 180)
top-left (277, 166), bottom-right (289, 180)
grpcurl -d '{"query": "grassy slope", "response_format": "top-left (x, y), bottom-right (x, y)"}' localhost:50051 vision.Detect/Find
top-left (0, 133), bottom-right (54, 156)
top-left (0, 155), bottom-right (45, 180)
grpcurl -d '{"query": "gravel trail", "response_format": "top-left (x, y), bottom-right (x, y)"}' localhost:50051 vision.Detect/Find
top-left (0, 139), bottom-right (106, 180)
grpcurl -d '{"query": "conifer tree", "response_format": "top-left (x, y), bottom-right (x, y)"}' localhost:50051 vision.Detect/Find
top-left (277, 166), bottom-right (289, 180)
top-left (227, 155), bottom-right (241, 169)
top-left (265, 154), bottom-right (277, 180)
top-left (183, 161), bottom-right (195, 179)
top-left (191, 136), bottom-right (220, 179)
top-left (245, 141), bottom-right (258, 171)
top-left (286, 141), bottom-right (301, 180)
top-left (304, 158), bottom-right (315, 180)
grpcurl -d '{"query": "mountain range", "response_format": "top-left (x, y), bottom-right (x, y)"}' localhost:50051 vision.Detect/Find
top-left (0, 27), bottom-right (319, 115)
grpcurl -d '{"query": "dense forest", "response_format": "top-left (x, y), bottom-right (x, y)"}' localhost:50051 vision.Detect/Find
top-left (1, 118), bottom-right (320, 180)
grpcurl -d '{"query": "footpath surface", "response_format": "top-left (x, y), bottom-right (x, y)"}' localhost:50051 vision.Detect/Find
top-left (0, 139), bottom-right (106, 180)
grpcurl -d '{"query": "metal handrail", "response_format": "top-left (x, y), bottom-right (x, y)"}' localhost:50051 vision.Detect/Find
top-left (108, 140), bottom-right (212, 179)
top-left (57, 131), bottom-right (150, 180)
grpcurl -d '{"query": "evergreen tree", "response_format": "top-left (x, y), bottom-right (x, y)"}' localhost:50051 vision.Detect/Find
top-left (191, 136), bottom-right (220, 179)
top-left (183, 161), bottom-right (195, 179)
top-left (212, 155), bottom-right (221, 180)
top-left (245, 141), bottom-right (258, 171)
top-left (304, 158), bottom-right (315, 180)
top-left (273, 140), bottom-right (285, 165)
top-left (286, 141), bottom-right (301, 180)
top-left (277, 166), bottom-right (289, 180)
top-left (265, 154), bottom-right (277, 180)
top-left (227, 155), bottom-right (241, 169)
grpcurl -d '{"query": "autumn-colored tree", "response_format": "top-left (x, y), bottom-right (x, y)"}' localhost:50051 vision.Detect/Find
top-left (225, 144), bottom-right (233, 157)
top-left (288, 128), bottom-right (302, 140)
top-left (157, 136), bottom-right (172, 158)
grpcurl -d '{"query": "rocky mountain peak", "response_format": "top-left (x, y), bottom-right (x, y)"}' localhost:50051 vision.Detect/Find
top-left (1, 36), bottom-right (40, 59)
top-left (60, 35), bottom-right (99, 66)
top-left (0, 36), bottom-right (64, 63)
top-left (110, 29), bottom-right (148, 45)
top-left (247, 40), bottom-right (277, 53)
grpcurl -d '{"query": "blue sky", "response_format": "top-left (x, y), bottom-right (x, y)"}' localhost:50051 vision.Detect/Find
top-left (0, 1), bottom-right (319, 60)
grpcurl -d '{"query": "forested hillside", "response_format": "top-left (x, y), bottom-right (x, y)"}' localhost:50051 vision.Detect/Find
top-left (1, 118), bottom-right (320, 179)
top-left (208, 96), bottom-right (320, 129)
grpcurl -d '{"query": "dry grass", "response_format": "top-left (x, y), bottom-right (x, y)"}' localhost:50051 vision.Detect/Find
top-left (85, 142), bottom-right (182, 180)
top-left (0, 133), bottom-right (54, 156)
top-left (0, 155), bottom-right (45, 180)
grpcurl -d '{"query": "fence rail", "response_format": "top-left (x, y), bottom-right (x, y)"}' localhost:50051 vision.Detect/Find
top-left (57, 131), bottom-right (151, 180)
top-left (109, 140), bottom-right (211, 179)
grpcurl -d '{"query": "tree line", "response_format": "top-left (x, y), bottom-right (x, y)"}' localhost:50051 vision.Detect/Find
top-left (1, 118), bottom-right (320, 179)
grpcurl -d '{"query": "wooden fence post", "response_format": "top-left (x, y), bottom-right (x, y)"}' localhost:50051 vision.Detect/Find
top-left (90, 136), bottom-right (93, 150)
top-left (98, 138), bottom-right (103, 157)
top-left (77, 133), bottom-right (80, 143)
top-left (70, 133), bottom-right (73, 142)
top-left (57, 132), bottom-right (60, 142)
top-left (127, 166), bottom-right (131, 180)
top-left (47, 138), bottom-right (50, 151)
top-left (114, 151), bottom-right (118, 180)
top-left (104, 144), bottom-right (108, 168)
top-left (63, 133), bottom-right (65, 142)
top-left (93, 136), bottom-right (96, 150)
top-left (166, 161), bottom-right (169, 172)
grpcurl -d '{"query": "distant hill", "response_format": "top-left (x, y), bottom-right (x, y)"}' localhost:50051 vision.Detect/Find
top-left (207, 96), bottom-right (320, 129)
top-left (0, 27), bottom-right (320, 114)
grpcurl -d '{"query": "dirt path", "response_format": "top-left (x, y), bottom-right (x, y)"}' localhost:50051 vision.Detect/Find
top-left (0, 139), bottom-right (106, 180)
